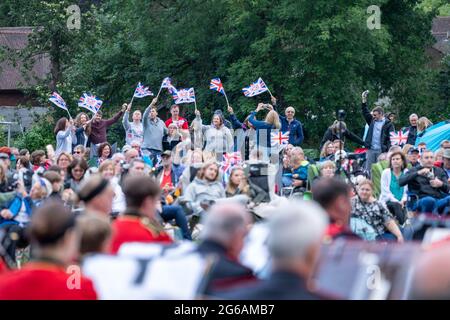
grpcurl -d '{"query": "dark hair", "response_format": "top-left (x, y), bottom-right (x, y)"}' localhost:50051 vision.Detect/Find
top-left (30, 150), bottom-right (46, 165)
top-left (97, 142), bottom-right (112, 158)
top-left (129, 158), bottom-right (145, 169)
top-left (312, 178), bottom-right (350, 210)
top-left (19, 149), bottom-right (29, 156)
top-left (123, 175), bottom-right (160, 209)
top-left (371, 106), bottom-right (384, 115)
top-left (67, 158), bottom-right (88, 180)
top-left (78, 214), bottom-right (111, 256)
top-left (43, 171), bottom-right (62, 184)
top-left (388, 151), bottom-right (407, 170)
top-left (54, 117), bottom-right (68, 135)
top-left (16, 155), bottom-right (30, 169)
top-left (27, 201), bottom-right (76, 247)
top-left (47, 165), bottom-right (62, 173)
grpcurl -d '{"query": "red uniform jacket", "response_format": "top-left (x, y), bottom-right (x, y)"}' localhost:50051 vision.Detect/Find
top-left (110, 215), bottom-right (173, 254)
top-left (0, 262), bottom-right (97, 300)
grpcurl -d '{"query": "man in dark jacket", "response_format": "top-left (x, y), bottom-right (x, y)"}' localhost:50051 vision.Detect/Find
top-left (197, 202), bottom-right (256, 295)
top-left (403, 113), bottom-right (418, 146)
top-left (89, 105), bottom-right (126, 145)
top-left (361, 90), bottom-right (395, 174)
top-left (219, 200), bottom-right (330, 300)
top-left (271, 97), bottom-right (304, 146)
top-left (399, 150), bottom-right (450, 214)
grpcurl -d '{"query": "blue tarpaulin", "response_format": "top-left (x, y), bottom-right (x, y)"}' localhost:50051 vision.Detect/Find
top-left (415, 121), bottom-right (450, 152)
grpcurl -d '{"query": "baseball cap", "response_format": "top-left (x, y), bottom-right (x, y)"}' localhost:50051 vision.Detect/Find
top-left (408, 148), bottom-right (420, 154)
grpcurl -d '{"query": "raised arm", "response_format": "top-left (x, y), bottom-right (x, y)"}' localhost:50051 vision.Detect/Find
top-left (104, 104), bottom-right (127, 127)
top-left (122, 104), bottom-right (132, 130)
top-left (361, 90), bottom-right (373, 125)
top-left (143, 98), bottom-right (158, 129)
top-left (248, 104), bottom-right (272, 129)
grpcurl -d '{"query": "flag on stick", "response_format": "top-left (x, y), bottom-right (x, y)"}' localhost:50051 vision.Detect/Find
top-left (172, 88), bottom-right (196, 105)
top-left (78, 93), bottom-right (103, 114)
top-left (49, 92), bottom-right (72, 119)
top-left (210, 78), bottom-right (229, 107)
top-left (156, 77), bottom-right (177, 99)
top-left (242, 77), bottom-right (273, 97)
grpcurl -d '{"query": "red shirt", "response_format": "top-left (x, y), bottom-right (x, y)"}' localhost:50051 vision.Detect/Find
top-left (0, 262), bottom-right (97, 300)
top-left (165, 117), bottom-right (189, 130)
top-left (160, 168), bottom-right (173, 189)
top-left (110, 216), bottom-right (173, 254)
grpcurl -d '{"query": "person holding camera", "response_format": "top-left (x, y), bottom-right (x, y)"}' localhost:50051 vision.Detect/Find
top-left (319, 120), bottom-right (366, 152)
top-left (399, 149), bottom-right (450, 214)
top-left (248, 103), bottom-right (281, 159)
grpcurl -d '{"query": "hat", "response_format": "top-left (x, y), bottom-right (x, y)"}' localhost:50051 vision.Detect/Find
top-left (161, 150), bottom-right (172, 157)
top-left (409, 148), bottom-right (420, 154)
top-left (0, 147), bottom-right (11, 156)
top-left (443, 149), bottom-right (450, 159)
top-left (0, 153), bottom-right (9, 159)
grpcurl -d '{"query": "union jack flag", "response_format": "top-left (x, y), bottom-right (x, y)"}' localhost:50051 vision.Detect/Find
top-left (271, 131), bottom-right (290, 147)
top-left (242, 77), bottom-right (268, 97)
top-left (161, 77), bottom-right (177, 94)
top-left (78, 93), bottom-right (103, 114)
top-left (49, 92), bottom-right (68, 111)
top-left (172, 88), bottom-right (195, 104)
top-left (210, 78), bottom-right (225, 95)
top-left (133, 82), bottom-right (153, 98)
top-left (390, 130), bottom-right (409, 146)
top-left (221, 152), bottom-right (242, 174)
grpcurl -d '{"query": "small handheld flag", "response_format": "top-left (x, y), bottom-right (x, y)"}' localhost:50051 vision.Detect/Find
top-left (271, 131), bottom-right (290, 147)
top-left (221, 152), bottom-right (242, 174)
top-left (210, 78), bottom-right (225, 95)
top-left (49, 92), bottom-right (72, 119)
top-left (242, 77), bottom-right (272, 97)
top-left (172, 88), bottom-right (196, 105)
top-left (156, 77), bottom-right (177, 100)
top-left (210, 78), bottom-right (230, 107)
top-left (49, 92), bottom-right (67, 111)
top-left (78, 93), bottom-right (103, 114)
top-left (390, 130), bottom-right (409, 146)
top-left (133, 82), bottom-right (153, 98)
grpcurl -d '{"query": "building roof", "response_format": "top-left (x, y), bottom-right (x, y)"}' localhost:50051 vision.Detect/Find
top-left (431, 16), bottom-right (450, 55)
top-left (0, 27), bottom-right (50, 90)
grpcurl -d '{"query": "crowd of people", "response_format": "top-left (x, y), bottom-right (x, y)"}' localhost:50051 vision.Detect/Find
top-left (0, 91), bottom-right (448, 300)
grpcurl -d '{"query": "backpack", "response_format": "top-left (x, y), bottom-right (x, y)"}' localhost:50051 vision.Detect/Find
top-left (350, 217), bottom-right (378, 241)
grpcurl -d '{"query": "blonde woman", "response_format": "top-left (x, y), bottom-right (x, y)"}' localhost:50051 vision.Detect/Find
top-left (248, 103), bottom-right (281, 158)
top-left (319, 141), bottom-right (336, 161)
top-left (417, 117), bottom-right (433, 138)
top-left (98, 160), bottom-right (125, 216)
top-left (225, 166), bottom-right (250, 197)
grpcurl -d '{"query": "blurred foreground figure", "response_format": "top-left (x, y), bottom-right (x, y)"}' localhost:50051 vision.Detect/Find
top-left (0, 202), bottom-right (97, 299)
top-left (411, 245), bottom-right (450, 299)
top-left (221, 200), bottom-right (329, 300)
top-left (198, 201), bottom-right (256, 295)
top-left (110, 175), bottom-right (172, 254)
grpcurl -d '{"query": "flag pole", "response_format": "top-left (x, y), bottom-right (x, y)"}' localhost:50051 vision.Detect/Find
top-left (223, 91), bottom-right (230, 108)
top-left (266, 87), bottom-right (274, 99)
top-left (194, 89), bottom-right (198, 112)
top-left (66, 109), bottom-right (73, 120)
top-left (155, 85), bottom-right (163, 100)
